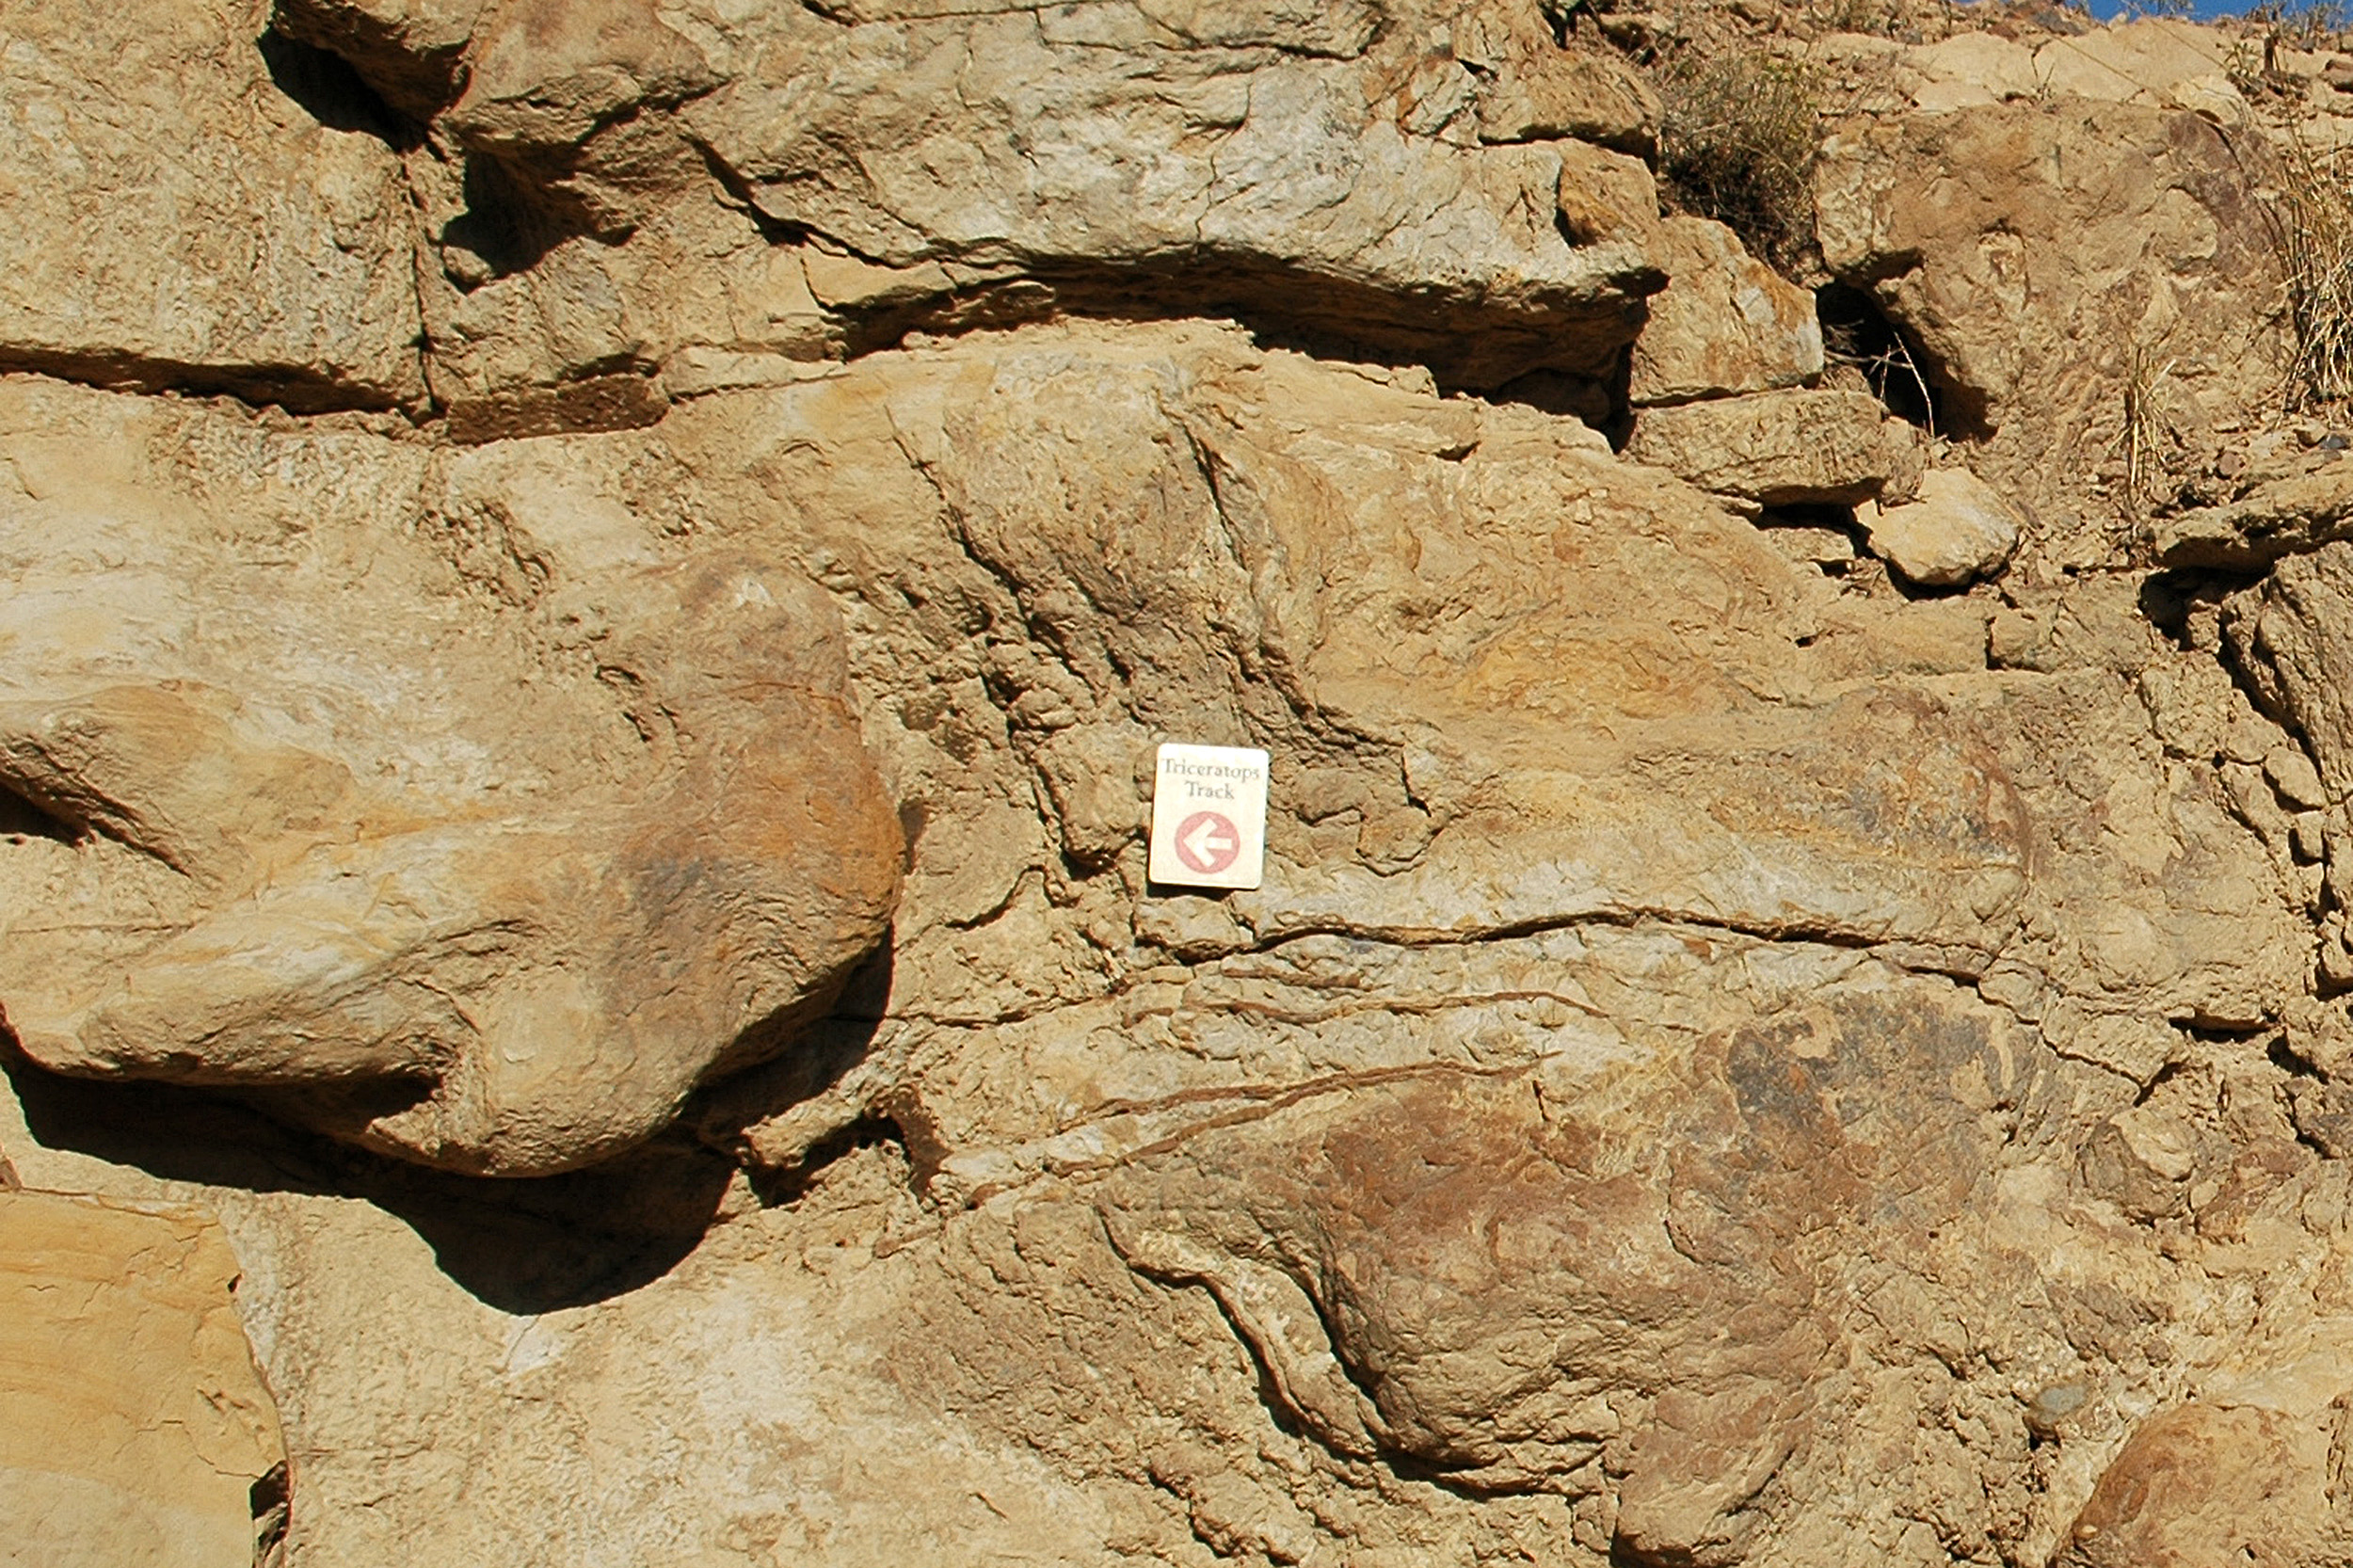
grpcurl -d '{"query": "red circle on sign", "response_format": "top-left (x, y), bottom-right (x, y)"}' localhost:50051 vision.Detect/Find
top-left (1174, 810), bottom-right (1242, 875)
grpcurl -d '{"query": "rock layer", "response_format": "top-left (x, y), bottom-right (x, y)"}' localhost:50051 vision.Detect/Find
top-left (8, 1), bottom-right (2353, 1564)
top-left (0, 1189), bottom-right (285, 1568)
top-left (0, 381), bottom-right (904, 1175)
top-left (0, 0), bottom-right (423, 407)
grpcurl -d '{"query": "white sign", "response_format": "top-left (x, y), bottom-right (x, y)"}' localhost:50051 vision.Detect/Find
top-left (1148, 742), bottom-right (1269, 890)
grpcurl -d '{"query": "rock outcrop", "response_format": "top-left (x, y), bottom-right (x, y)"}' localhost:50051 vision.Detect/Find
top-left (1817, 96), bottom-right (2289, 546)
top-left (12, 0), bottom-right (2353, 1563)
top-left (0, 1188), bottom-right (286, 1568)
top-left (0, 380), bottom-right (904, 1176)
top-left (0, 0), bottom-right (423, 407)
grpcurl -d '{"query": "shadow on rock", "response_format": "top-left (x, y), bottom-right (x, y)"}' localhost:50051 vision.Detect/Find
top-left (2, 1036), bottom-right (735, 1314)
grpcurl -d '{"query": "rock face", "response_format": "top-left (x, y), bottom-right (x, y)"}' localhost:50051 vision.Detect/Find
top-left (1817, 97), bottom-right (2289, 538)
top-left (11, 0), bottom-right (2353, 1565)
top-left (1625, 387), bottom-right (1923, 505)
top-left (0, 1189), bottom-right (286, 1568)
top-left (1629, 216), bottom-right (1823, 408)
top-left (0, 381), bottom-right (904, 1176)
top-left (0, 0), bottom-right (423, 407)
top-left (2053, 1400), bottom-right (2349, 1567)
top-left (1862, 465), bottom-right (2023, 587)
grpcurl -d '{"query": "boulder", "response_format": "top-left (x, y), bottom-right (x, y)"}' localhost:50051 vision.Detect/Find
top-left (1628, 216), bottom-right (1824, 408)
top-left (1860, 465), bottom-right (2024, 586)
top-left (1625, 388), bottom-right (1923, 505)
top-left (2054, 1401), bottom-right (2343, 1567)
top-left (0, 1190), bottom-right (285, 1568)
top-left (0, 381), bottom-right (903, 1176)
top-left (0, 0), bottom-right (423, 408)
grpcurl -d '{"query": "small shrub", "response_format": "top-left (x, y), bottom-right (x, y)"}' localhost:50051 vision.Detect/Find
top-left (1804, 0), bottom-right (1903, 37)
top-left (1654, 43), bottom-right (1822, 272)
top-left (2270, 137), bottom-right (2353, 408)
top-left (2248, 0), bottom-right (2350, 46)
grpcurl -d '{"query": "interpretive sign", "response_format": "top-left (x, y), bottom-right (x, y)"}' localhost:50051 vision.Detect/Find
top-left (1148, 743), bottom-right (1269, 890)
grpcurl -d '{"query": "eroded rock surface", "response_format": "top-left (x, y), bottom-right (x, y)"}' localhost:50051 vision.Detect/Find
top-left (0, 0), bottom-right (423, 407)
top-left (11, 0), bottom-right (2353, 1564)
top-left (0, 381), bottom-right (903, 1175)
top-left (1817, 97), bottom-right (2289, 546)
top-left (0, 1188), bottom-right (285, 1568)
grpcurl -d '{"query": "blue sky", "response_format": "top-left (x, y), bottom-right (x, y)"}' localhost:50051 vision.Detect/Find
top-left (2074, 0), bottom-right (2333, 20)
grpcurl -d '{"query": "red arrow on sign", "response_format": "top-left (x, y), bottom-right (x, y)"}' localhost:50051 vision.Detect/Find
top-left (1174, 809), bottom-right (1241, 875)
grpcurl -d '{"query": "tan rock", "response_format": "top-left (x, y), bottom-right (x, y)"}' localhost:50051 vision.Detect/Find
top-left (2223, 543), bottom-right (2353, 797)
top-left (0, 381), bottom-right (903, 1175)
top-left (1625, 388), bottom-right (1922, 504)
top-left (0, 317), bottom-right (2323, 1568)
top-left (448, 0), bottom-right (719, 159)
top-left (0, 1191), bottom-right (284, 1568)
top-left (661, 0), bottom-right (1664, 388)
top-left (1452, 6), bottom-right (1658, 152)
top-left (2159, 461), bottom-right (2353, 568)
top-left (1629, 217), bottom-right (1824, 408)
top-left (1899, 30), bottom-right (2040, 111)
top-left (1, 1), bottom-right (2349, 1560)
top-left (1098, 968), bottom-right (2041, 1546)
top-left (2054, 1401), bottom-right (2341, 1567)
top-left (417, 191), bottom-right (841, 430)
top-left (1554, 140), bottom-right (1665, 246)
top-left (273, 0), bottom-right (486, 118)
top-left (0, 0), bottom-right (424, 408)
top-left (2034, 19), bottom-right (2248, 121)
top-left (1817, 100), bottom-right (2289, 527)
top-left (1860, 464), bottom-right (2023, 586)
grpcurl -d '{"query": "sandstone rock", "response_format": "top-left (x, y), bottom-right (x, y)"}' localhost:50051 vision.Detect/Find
top-left (6, 2), bottom-right (2353, 1565)
top-left (273, 0), bottom-right (486, 118)
top-left (414, 188), bottom-right (845, 430)
top-left (0, 312), bottom-right (2321, 1568)
top-left (280, 0), bottom-right (1686, 413)
top-left (1625, 388), bottom-right (1923, 504)
top-left (1628, 217), bottom-right (1824, 408)
top-left (0, 0), bottom-right (423, 408)
top-left (2034, 19), bottom-right (2247, 121)
top-left (1817, 99), bottom-right (2289, 529)
top-left (1554, 140), bottom-right (1664, 249)
top-left (1453, 7), bottom-right (1658, 151)
top-left (1860, 464), bottom-right (2023, 586)
top-left (1898, 30), bottom-right (2040, 111)
top-left (440, 0), bottom-right (723, 237)
top-left (0, 381), bottom-right (903, 1175)
top-left (2053, 1400), bottom-right (2343, 1567)
top-left (667, 0), bottom-right (1665, 387)
top-left (0, 1190), bottom-right (284, 1568)
top-left (2223, 543), bottom-right (2353, 796)
top-left (2159, 461), bottom-right (2353, 568)
top-left (1990, 574), bottom-right (2165, 674)
top-left (1098, 969), bottom-right (2044, 1523)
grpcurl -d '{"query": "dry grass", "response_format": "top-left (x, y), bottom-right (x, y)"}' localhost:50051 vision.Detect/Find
top-left (2115, 341), bottom-right (2176, 516)
top-left (2249, 0), bottom-right (2350, 45)
top-left (2270, 136), bottom-right (2353, 409)
top-left (1654, 43), bottom-right (1822, 273)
